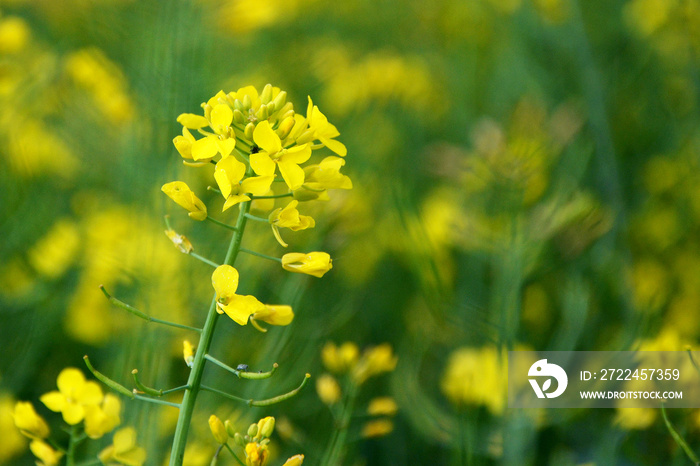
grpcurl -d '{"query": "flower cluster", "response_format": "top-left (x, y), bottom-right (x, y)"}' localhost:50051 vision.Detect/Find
top-left (317, 342), bottom-right (398, 443)
top-left (208, 414), bottom-right (304, 466)
top-left (162, 85), bottom-right (350, 327)
top-left (13, 367), bottom-right (145, 466)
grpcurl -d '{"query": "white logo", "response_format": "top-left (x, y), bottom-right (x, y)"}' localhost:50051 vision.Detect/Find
top-left (528, 359), bottom-right (568, 398)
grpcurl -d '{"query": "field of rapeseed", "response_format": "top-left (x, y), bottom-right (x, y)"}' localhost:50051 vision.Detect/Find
top-left (2, 0), bottom-right (700, 465)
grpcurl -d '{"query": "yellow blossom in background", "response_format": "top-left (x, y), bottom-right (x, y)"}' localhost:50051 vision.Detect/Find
top-left (0, 15), bottom-right (30, 54)
top-left (84, 393), bottom-right (121, 439)
top-left (40, 367), bottom-right (103, 425)
top-left (367, 397), bottom-right (398, 416)
top-left (30, 439), bottom-right (63, 466)
top-left (281, 252), bottom-right (332, 277)
top-left (441, 346), bottom-right (506, 415)
top-left (98, 427), bottom-right (146, 466)
top-left (352, 344), bottom-right (398, 385)
top-left (27, 219), bottom-right (80, 278)
top-left (13, 401), bottom-right (50, 439)
top-left (1, 395), bottom-right (26, 462)
top-left (316, 374), bottom-right (341, 405)
top-left (161, 181), bottom-right (208, 221)
top-left (361, 419), bottom-right (394, 438)
top-left (65, 48), bottom-right (135, 124)
top-left (212, 264), bottom-right (266, 325)
top-left (321, 341), bottom-right (359, 374)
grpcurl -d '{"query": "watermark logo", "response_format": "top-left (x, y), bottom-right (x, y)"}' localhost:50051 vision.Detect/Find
top-left (528, 359), bottom-right (568, 398)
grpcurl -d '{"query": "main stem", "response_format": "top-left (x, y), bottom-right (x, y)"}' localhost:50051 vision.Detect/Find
top-left (169, 200), bottom-right (252, 465)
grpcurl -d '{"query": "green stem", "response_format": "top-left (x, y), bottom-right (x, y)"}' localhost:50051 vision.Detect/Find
top-left (133, 394), bottom-right (181, 408)
top-left (323, 381), bottom-right (358, 466)
top-left (66, 424), bottom-right (79, 466)
top-left (661, 403), bottom-right (700, 464)
top-left (83, 356), bottom-right (135, 399)
top-left (250, 192), bottom-right (293, 200)
top-left (244, 213), bottom-right (269, 223)
top-left (225, 443), bottom-right (246, 466)
top-left (240, 248), bottom-right (282, 263)
top-left (169, 199), bottom-right (252, 466)
top-left (204, 354), bottom-right (278, 379)
top-left (206, 216), bottom-right (238, 232)
top-left (201, 373), bottom-right (309, 407)
top-left (100, 286), bottom-right (201, 333)
top-left (189, 251), bottom-right (220, 268)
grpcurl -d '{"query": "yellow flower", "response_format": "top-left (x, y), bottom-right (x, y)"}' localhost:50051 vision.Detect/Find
top-left (214, 156), bottom-right (274, 211)
top-left (183, 340), bottom-right (195, 367)
top-left (361, 419), bottom-right (394, 438)
top-left (302, 156), bottom-right (352, 190)
top-left (209, 415), bottom-right (228, 444)
top-left (13, 401), bottom-right (49, 439)
top-left (161, 181), bottom-right (208, 221)
top-left (30, 440), bottom-right (63, 466)
top-left (251, 305), bottom-right (294, 329)
top-left (441, 347), bottom-right (506, 415)
top-left (0, 394), bottom-right (26, 462)
top-left (40, 367), bottom-right (103, 425)
top-left (84, 394), bottom-right (121, 439)
top-left (321, 342), bottom-right (359, 374)
top-left (281, 454), bottom-right (304, 466)
top-left (352, 344), bottom-right (398, 385)
top-left (211, 265), bottom-right (266, 325)
top-left (281, 252), bottom-right (332, 278)
top-left (316, 374), bottom-right (341, 405)
top-left (244, 441), bottom-right (269, 466)
top-left (298, 97), bottom-right (347, 156)
top-left (98, 427), bottom-right (146, 466)
top-left (0, 16), bottom-right (30, 54)
top-left (268, 200), bottom-right (315, 247)
top-left (165, 229), bottom-right (194, 254)
top-left (367, 397), bottom-right (398, 416)
top-left (251, 120), bottom-right (312, 190)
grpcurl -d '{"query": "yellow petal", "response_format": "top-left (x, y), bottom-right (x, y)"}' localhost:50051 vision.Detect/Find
top-left (278, 160), bottom-right (306, 191)
top-left (240, 175), bottom-right (275, 195)
top-left (222, 194), bottom-right (251, 211)
top-left (76, 381), bottom-right (103, 405)
top-left (253, 305), bottom-right (294, 326)
top-left (253, 120), bottom-right (281, 154)
top-left (210, 104), bottom-right (233, 128)
top-left (250, 152), bottom-right (276, 177)
top-left (212, 265), bottom-right (239, 301)
top-left (221, 294), bottom-right (266, 325)
top-left (177, 113), bottom-right (209, 129)
top-left (216, 138), bottom-right (236, 158)
top-left (39, 391), bottom-right (66, 413)
top-left (191, 136), bottom-right (218, 161)
top-left (214, 167), bottom-right (233, 199)
top-left (62, 401), bottom-right (85, 425)
top-left (57, 368), bottom-right (85, 395)
top-left (280, 144), bottom-right (311, 165)
top-left (320, 136), bottom-right (347, 156)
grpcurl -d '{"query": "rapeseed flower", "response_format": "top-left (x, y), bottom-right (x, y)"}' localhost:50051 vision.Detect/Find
top-left (281, 252), bottom-right (332, 277)
top-left (13, 401), bottom-right (49, 439)
top-left (268, 200), bottom-right (315, 247)
top-left (40, 367), bottom-right (103, 425)
top-left (212, 265), bottom-right (266, 325)
top-left (161, 181), bottom-right (208, 221)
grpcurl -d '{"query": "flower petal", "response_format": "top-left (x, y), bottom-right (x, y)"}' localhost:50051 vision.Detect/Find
top-left (278, 160), bottom-right (306, 191)
top-left (253, 120), bottom-right (281, 154)
top-left (250, 152), bottom-right (276, 177)
top-left (57, 368), bottom-right (85, 395)
top-left (240, 175), bottom-right (275, 195)
top-left (221, 294), bottom-right (266, 325)
top-left (177, 113), bottom-right (209, 129)
top-left (210, 104), bottom-right (233, 128)
top-left (212, 265), bottom-right (239, 301)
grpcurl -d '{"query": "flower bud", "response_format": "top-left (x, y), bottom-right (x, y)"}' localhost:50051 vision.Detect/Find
top-left (244, 122), bottom-right (255, 141)
top-left (242, 94), bottom-right (252, 110)
top-left (256, 104), bottom-right (269, 121)
top-left (276, 116), bottom-right (296, 140)
top-left (225, 420), bottom-right (237, 438)
top-left (271, 91), bottom-right (287, 113)
top-left (316, 374), bottom-right (341, 405)
top-left (257, 416), bottom-right (275, 438)
top-left (260, 84), bottom-right (273, 104)
top-left (233, 109), bottom-right (245, 125)
top-left (234, 98), bottom-right (245, 112)
top-left (233, 432), bottom-right (245, 446)
top-left (208, 415), bottom-right (228, 444)
top-left (247, 423), bottom-right (259, 438)
top-left (183, 340), bottom-right (194, 367)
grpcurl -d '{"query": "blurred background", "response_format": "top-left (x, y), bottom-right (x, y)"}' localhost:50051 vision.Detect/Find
top-left (2, 0), bottom-right (700, 464)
